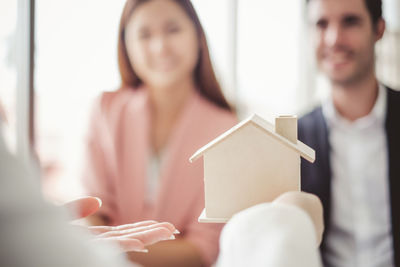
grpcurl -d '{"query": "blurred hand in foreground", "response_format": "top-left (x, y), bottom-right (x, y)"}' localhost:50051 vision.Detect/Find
top-left (62, 197), bottom-right (179, 253)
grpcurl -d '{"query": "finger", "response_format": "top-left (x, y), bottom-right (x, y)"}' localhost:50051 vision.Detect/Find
top-left (123, 227), bottom-right (175, 246)
top-left (63, 196), bottom-right (102, 220)
top-left (95, 223), bottom-right (173, 238)
top-left (96, 222), bottom-right (176, 238)
top-left (88, 220), bottom-right (160, 235)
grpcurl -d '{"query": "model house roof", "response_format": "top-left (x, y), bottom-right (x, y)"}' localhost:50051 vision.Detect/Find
top-left (190, 114), bottom-right (315, 163)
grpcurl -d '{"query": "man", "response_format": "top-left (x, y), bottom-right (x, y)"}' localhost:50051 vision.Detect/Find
top-left (300, 0), bottom-right (400, 266)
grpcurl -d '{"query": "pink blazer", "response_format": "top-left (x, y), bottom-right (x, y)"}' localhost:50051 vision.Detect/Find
top-left (82, 88), bottom-right (237, 265)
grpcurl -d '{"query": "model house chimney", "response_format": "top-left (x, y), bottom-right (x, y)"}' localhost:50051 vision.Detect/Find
top-left (275, 115), bottom-right (297, 143)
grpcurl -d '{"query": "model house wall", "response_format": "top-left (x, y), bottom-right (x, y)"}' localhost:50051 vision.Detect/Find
top-left (191, 114), bottom-right (315, 223)
top-left (204, 123), bottom-right (300, 219)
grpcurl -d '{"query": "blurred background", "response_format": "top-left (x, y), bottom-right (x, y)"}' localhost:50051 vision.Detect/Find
top-left (1, 0), bottom-right (400, 202)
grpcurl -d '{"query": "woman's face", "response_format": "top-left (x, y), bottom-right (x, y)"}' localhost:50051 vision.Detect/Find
top-left (125, 0), bottom-right (199, 90)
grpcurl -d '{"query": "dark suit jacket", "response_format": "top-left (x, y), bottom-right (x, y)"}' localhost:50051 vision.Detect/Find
top-left (299, 87), bottom-right (400, 266)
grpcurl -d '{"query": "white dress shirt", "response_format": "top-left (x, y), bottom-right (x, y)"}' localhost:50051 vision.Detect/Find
top-left (146, 153), bottom-right (163, 204)
top-left (322, 85), bottom-right (394, 267)
top-left (217, 203), bottom-right (322, 267)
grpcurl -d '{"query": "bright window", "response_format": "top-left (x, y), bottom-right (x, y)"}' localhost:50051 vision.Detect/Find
top-left (237, 0), bottom-right (305, 119)
top-left (35, 0), bottom-right (126, 199)
top-left (0, 1), bottom-right (18, 153)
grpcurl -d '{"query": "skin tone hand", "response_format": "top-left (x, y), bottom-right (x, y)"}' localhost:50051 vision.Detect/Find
top-left (62, 197), bottom-right (179, 253)
top-left (62, 196), bottom-right (102, 220)
top-left (273, 191), bottom-right (324, 246)
top-left (88, 220), bottom-right (178, 253)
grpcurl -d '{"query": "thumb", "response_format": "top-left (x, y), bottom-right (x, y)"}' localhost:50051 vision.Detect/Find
top-left (63, 196), bottom-right (102, 220)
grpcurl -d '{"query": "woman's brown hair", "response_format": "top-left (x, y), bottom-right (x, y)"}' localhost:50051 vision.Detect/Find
top-left (117, 0), bottom-right (232, 111)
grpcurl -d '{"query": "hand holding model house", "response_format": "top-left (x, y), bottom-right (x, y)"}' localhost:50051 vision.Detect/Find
top-left (190, 114), bottom-right (316, 223)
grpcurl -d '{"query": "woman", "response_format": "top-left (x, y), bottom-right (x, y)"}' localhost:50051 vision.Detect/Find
top-left (82, 0), bottom-right (237, 266)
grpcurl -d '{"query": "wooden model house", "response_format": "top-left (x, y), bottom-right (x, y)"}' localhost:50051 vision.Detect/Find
top-left (190, 114), bottom-right (315, 223)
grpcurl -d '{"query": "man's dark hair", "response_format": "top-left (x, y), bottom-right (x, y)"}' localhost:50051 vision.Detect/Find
top-left (306, 0), bottom-right (383, 26)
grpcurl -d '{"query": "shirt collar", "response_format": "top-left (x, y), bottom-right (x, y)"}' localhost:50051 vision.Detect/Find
top-left (322, 84), bottom-right (387, 129)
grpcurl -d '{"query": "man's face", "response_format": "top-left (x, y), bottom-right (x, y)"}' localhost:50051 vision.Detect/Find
top-left (308, 0), bottom-right (384, 86)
